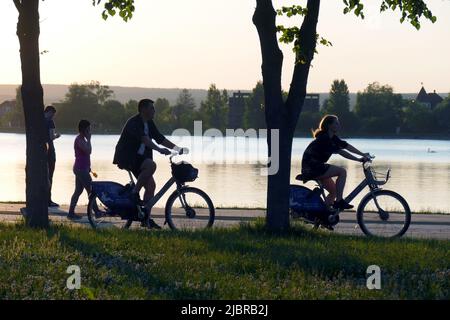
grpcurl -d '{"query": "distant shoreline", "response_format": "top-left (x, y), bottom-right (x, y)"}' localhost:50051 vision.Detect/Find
top-left (1, 127), bottom-right (449, 140)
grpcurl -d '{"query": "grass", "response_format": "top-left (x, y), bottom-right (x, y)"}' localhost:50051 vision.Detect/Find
top-left (0, 201), bottom-right (26, 204)
top-left (412, 209), bottom-right (450, 215)
top-left (0, 220), bottom-right (448, 300)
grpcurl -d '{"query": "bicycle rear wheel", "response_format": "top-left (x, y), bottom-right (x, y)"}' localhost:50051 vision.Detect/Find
top-left (87, 193), bottom-right (133, 229)
top-left (165, 187), bottom-right (215, 231)
top-left (357, 190), bottom-right (411, 238)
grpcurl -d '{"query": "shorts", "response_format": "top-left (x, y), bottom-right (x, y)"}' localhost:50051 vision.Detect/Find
top-left (130, 155), bottom-right (150, 179)
top-left (301, 162), bottom-right (330, 180)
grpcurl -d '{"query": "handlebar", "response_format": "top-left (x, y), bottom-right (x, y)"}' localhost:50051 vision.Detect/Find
top-left (169, 147), bottom-right (189, 163)
top-left (362, 154), bottom-right (391, 185)
top-left (363, 154), bottom-right (375, 163)
top-left (362, 154), bottom-right (375, 169)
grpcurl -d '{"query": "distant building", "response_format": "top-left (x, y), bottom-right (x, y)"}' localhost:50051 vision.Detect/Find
top-left (0, 100), bottom-right (15, 117)
top-left (227, 91), bottom-right (251, 129)
top-left (227, 91), bottom-right (321, 129)
top-left (303, 94), bottom-right (320, 113)
top-left (415, 86), bottom-right (443, 109)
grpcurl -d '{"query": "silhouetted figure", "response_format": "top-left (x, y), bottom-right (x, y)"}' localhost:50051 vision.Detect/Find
top-left (113, 99), bottom-right (185, 229)
top-left (44, 105), bottom-right (61, 207)
top-left (301, 115), bottom-right (370, 210)
top-left (68, 120), bottom-right (97, 220)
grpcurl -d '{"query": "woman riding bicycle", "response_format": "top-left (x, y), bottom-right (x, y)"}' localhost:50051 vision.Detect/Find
top-left (301, 114), bottom-right (370, 210)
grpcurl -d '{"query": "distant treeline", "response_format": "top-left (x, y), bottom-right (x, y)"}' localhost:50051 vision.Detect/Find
top-left (297, 80), bottom-right (450, 137)
top-left (1, 80), bottom-right (449, 137)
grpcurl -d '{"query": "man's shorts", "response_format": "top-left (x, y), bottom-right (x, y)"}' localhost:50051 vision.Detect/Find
top-left (130, 155), bottom-right (151, 179)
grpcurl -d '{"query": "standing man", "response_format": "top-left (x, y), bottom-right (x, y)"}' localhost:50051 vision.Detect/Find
top-left (113, 99), bottom-right (186, 229)
top-left (44, 105), bottom-right (61, 208)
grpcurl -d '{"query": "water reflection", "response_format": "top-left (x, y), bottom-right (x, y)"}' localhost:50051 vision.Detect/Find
top-left (0, 133), bottom-right (449, 212)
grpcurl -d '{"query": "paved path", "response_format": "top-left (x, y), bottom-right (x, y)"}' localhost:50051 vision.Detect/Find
top-left (1, 203), bottom-right (449, 240)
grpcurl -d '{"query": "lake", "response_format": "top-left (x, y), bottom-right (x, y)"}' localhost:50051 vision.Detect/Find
top-left (1, 133), bottom-right (449, 213)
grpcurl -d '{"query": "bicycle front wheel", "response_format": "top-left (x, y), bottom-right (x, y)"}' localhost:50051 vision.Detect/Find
top-left (165, 187), bottom-right (215, 231)
top-left (357, 190), bottom-right (411, 238)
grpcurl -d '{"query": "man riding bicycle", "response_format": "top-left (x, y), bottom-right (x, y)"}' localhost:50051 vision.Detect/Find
top-left (113, 98), bottom-right (186, 229)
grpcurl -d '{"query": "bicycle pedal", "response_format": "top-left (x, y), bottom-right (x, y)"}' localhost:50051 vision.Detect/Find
top-left (328, 213), bottom-right (338, 223)
top-left (137, 206), bottom-right (146, 219)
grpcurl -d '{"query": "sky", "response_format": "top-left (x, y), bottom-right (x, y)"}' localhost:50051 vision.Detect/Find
top-left (1, 0), bottom-right (449, 93)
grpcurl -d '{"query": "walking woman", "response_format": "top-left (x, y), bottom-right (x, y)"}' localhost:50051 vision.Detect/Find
top-left (301, 115), bottom-right (370, 210)
top-left (68, 120), bottom-right (96, 220)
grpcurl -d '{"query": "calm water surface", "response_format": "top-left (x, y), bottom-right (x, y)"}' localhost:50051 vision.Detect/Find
top-left (1, 133), bottom-right (449, 213)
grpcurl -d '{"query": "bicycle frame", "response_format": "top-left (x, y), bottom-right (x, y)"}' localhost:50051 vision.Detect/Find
top-left (126, 154), bottom-right (188, 213)
top-left (313, 161), bottom-right (390, 211)
top-left (292, 159), bottom-right (401, 233)
top-left (343, 162), bottom-right (390, 209)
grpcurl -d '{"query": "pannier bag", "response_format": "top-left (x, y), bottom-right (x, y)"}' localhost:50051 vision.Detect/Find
top-left (289, 185), bottom-right (327, 213)
top-left (91, 182), bottom-right (138, 219)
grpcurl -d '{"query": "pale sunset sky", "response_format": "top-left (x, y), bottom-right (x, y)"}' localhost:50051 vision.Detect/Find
top-left (1, 0), bottom-right (449, 93)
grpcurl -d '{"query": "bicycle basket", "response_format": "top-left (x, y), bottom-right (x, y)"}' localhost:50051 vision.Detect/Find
top-left (171, 162), bottom-right (198, 183)
top-left (368, 166), bottom-right (389, 184)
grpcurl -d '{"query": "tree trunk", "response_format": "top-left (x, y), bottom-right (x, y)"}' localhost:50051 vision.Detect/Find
top-left (266, 125), bottom-right (294, 231)
top-left (16, 0), bottom-right (49, 228)
top-left (254, 0), bottom-right (320, 231)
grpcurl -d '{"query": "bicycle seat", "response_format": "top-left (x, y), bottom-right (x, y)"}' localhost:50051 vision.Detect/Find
top-left (295, 174), bottom-right (319, 184)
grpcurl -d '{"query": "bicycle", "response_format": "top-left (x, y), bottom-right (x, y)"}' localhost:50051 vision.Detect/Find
top-left (289, 156), bottom-right (411, 238)
top-left (86, 152), bottom-right (215, 231)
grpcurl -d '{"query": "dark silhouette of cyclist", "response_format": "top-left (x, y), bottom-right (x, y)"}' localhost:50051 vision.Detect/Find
top-left (113, 99), bottom-right (186, 228)
top-left (301, 114), bottom-right (370, 210)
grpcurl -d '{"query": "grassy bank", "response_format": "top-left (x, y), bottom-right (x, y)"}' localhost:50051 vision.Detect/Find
top-left (0, 221), bottom-right (448, 299)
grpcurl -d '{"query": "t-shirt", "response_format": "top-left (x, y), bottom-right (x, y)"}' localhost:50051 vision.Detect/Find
top-left (302, 131), bottom-right (348, 166)
top-left (74, 135), bottom-right (91, 171)
top-left (137, 122), bottom-right (149, 156)
top-left (113, 114), bottom-right (165, 169)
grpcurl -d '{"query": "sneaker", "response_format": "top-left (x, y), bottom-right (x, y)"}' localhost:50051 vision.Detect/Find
top-left (49, 201), bottom-right (59, 208)
top-left (147, 218), bottom-right (162, 230)
top-left (67, 213), bottom-right (83, 220)
top-left (141, 218), bottom-right (162, 229)
top-left (333, 199), bottom-right (354, 210)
